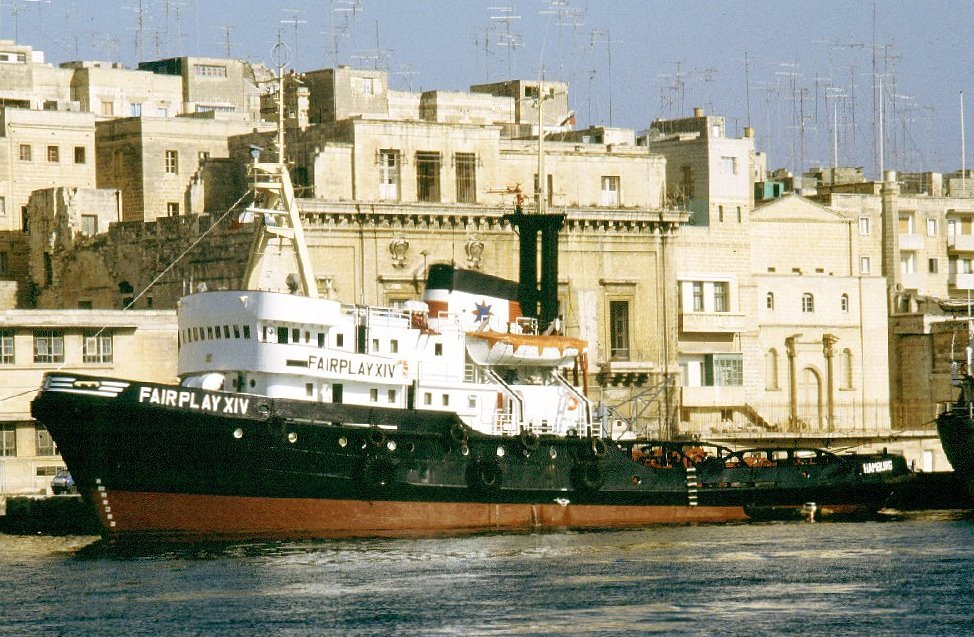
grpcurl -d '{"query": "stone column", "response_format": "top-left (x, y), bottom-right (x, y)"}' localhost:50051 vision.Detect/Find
top-left (785, 335), bottom-right (799, 431)
top-left (822, 333), bottom-right (838, 432)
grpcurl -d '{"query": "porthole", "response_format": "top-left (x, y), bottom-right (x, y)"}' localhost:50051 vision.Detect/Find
top-left (386, 440), bottom-right (397, 452)
top-left (287, 432), bottom-right (298, 443)
top-left (232, 428), bottom-right (243, 439)
top-left (338, 436), bottom-right (348, 448)
top-left (496, 447), bottom-right (505, 458)
top-left (549, 447), bottom-right (557, 459)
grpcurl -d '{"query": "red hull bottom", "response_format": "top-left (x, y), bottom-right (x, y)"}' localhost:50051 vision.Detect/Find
top-left (88, 488), bottom-right (750, 540)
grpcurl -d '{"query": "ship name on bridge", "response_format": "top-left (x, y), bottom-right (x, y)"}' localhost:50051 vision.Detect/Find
top-left (138, 386), bottom-right (250, 415)
top-left (306, 354), bottom-right (399, 378)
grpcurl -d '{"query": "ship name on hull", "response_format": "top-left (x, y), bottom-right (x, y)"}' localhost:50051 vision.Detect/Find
top-left (138, 386), bottom-right (250, 415)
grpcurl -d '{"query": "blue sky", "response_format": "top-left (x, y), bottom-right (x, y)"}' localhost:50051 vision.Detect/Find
top-left (4, 0), bottom-right (974, 177)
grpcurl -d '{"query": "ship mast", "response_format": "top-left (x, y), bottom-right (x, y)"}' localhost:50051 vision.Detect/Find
top-left (241, 41), bottom-right (319, 298)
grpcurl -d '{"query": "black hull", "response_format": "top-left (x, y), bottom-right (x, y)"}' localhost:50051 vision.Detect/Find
top-left (31, 373), bottom-right (911, 539)
top-left (937, 409), bottom-right (974, 503)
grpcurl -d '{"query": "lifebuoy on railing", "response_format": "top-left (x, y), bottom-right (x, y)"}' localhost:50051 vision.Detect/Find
top-left (567, 395), bottom-right (580, 411)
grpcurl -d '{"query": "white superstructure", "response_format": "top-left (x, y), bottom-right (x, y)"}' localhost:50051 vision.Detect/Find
top-left (174, 73), bottom-right (591, 436)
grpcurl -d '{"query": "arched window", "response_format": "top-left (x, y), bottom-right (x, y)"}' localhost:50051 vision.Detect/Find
top-left (841, 293), bottom-right (849, 312)
top-left (766, 292), bottom-right (774, 310)
top-left (802, 293), bottom-right (814, 313)
top-left (765, 348), bottom-right (779, 390)
top-left (842, 348), bottom-right (854, 389)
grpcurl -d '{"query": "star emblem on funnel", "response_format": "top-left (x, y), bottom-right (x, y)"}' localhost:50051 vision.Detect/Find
top-left (473, 300), bottom-right (493, 321)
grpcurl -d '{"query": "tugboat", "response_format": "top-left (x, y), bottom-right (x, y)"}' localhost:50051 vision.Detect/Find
top-left (30, 68), bottom-right (911, 540)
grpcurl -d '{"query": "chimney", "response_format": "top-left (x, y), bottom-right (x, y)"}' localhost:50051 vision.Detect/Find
top-left (693, 106), bottom-right (704, 117)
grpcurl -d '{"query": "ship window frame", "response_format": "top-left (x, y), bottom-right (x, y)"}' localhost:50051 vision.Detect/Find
top-left (214, 326), bottom-right (222, 339)
top-left (390, 339), bottom-right (399, 354)
top-left (292, 328), bottom-right (300, 343)
top-left (388, 389), bottom-right (396, 403)
top-left (277, 326), bottom-right (289, 344)
top-left (317, 333), bottom-right (325, 347)
top-left (306, 383), bottom-right (314, 397)
top-left (233, 325), bottom-right (241, 338)
top-left (442, 394), bottom-right (450, 406)
top-left (207, 326), bottom-right (215, 340)
top-left (370, 388), bottom-right (379, 402)
top-left (243, 325), bottom-right (251, 339)
top-left (336, 333), bottom-right (344, 348)
top-left (434, 342), bottom-right (443, 356)
top-left (424, 392), bottom-right (432, 405)
top-left (223, 326), bottom-right (230, 339)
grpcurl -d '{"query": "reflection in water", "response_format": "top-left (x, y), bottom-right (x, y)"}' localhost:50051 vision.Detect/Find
top-left (1, 511), bottom-right (973, 636)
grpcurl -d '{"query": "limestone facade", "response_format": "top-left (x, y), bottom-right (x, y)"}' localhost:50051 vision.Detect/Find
top-left (95, 115), bottom-right (274, 221)
top-left (64, 60), bottom-right (183, 118)
top-left (0, 107), bottom-right (96, 232)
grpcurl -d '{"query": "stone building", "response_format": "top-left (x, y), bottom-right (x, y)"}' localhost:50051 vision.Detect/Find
top-left (0, 309), bottom-right (177, 495)
top-left (643, 110), bottom-right (761, 435)
top-left (749, 195), bottom-right (890, 433)
top-left (137, 56), bottom-right (272, 120)
top-left (64, 60), bottom-right (183, 119)
top-left (95, 114), bottom-right (275, 221)
top-left (0, 107), bottom-right (96, 233)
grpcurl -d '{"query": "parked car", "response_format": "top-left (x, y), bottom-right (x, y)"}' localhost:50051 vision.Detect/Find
top-left (51, 469), bottom-right (76, 495)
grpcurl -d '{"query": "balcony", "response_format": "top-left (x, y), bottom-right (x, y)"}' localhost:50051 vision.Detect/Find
top-left (899, 233), bottom-right (924, 250)
top-left (899, 271), bottom-right (925, 291)
top-left (681, 384), bottom-right (747, 407)
top-left (949, 233), bottom-right (974, 252)
top-left (679, 311), bottom-right (746, 333)
top-left (949, 272), bottom-right (974, 289)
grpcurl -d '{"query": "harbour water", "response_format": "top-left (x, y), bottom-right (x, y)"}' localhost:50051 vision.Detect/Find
top-left (3, 511), bottom-right (974, 636)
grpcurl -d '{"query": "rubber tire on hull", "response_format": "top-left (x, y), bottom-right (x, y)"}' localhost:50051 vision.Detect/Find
top-left (571, 460), bottom-right (605, 491)
top-left (466, 458), bottom-right (503, 493)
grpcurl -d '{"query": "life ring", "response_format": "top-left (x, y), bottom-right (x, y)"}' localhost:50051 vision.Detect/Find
top-left (571, 461), bottom-right (604, 491)
top-left (448, 422), bottom-right (469, 447)
top-left (519, 429), bottom-right (541, 452)
top-left (467, 459), bottom-right (503, 492)
top-left (368, 426), bottom-right (387, 448)
top-left (590, 437), bottom-right (609, 458)
top-left (567, 395), bottom-right (580, 411)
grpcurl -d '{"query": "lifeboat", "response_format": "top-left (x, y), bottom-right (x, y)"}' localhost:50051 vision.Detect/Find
top-left (465, 329), bottom-right (587, 367)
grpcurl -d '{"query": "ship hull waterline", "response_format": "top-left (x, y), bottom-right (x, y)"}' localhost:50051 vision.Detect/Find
top-left (33, 374), bottom-right (904, 540)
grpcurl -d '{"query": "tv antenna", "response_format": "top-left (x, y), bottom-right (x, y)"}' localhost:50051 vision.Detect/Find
top-left (218, 25), bottom-right (234, 58)
top-left (280, 7), bottom-right (306, 68)
top-left (122, 0), bottom-right (150, 62)
top-left (489, 5), bottom-right (522, 78)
